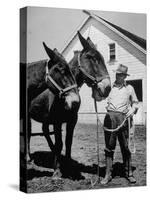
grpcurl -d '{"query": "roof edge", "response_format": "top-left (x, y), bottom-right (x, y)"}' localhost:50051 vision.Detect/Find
top-left (60, 15), bottom-right (90, 54)
top-left (83, 10), bottom-right (146, 54)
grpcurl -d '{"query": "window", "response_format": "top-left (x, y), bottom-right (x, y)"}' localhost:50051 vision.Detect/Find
top-left (109, 43), bottom-right (116, 62)
top-left (126, 79), bottom-right (143, 102)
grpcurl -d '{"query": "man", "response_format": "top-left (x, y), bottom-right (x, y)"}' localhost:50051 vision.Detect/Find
top-left (101, 64), bottom-right (138, 185)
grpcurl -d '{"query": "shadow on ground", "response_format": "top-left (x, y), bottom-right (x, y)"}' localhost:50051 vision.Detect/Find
top-left (27, 151), bottom-right (136, 181)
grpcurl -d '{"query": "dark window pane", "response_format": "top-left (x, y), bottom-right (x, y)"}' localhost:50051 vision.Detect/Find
top-left (110, 54), bottom-right (116, 60)
top-left (109, 43), bottom-right (116, 61)
top-left (110, 43), bottom-right (115, 49)
top-left (126, 79), bottom-right (142, 102)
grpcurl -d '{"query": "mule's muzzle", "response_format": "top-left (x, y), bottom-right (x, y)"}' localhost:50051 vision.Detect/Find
top-left (98, 78), bottom-right (111, 96)
top-left (92, 78), bottom-right (111, 101)
top-left (64, 92), bottom-right (80, 111)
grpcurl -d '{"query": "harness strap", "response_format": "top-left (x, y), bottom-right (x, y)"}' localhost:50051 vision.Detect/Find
top-left (46, 72), bottom-right (63, 92)
top-left (45, 62), bottom-right (77, 96)
top-left (61, 84), bottom-right (78, 93)
top-left (78, 53), bottom-right (110, 85)
top-left (79, 67), bottom-right (96, 82)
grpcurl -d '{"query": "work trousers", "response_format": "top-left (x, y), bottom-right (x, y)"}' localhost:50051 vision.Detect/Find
top-left (104, 111), bottom-right (131, 160)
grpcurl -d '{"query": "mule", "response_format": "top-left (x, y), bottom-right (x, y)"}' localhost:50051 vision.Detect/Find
top-left (27, 43), bottom-right (80, 163)
top-left (70, 32), bottom-right (111, 100)
top-left (29, 32), bottom-right (111, 178)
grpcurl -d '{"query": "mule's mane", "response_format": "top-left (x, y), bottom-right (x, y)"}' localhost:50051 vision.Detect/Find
top-left (69, 51), bottom-right (80, 74)
top-left (27, 59), bottom-right (47, 72)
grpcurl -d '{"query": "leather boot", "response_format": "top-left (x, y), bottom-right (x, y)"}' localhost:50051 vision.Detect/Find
top-left (101, 156), bottom-right (113, 185)
top-left (124, 157), bottom-right (136, 184)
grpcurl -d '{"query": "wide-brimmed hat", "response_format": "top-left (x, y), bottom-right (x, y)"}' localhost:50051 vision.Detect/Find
top-left (113, 64), bottom-right (130, 76)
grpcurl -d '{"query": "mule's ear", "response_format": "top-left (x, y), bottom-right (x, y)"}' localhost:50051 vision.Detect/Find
top-left (53, 48), bottom-right (59, 54)
top-left (87, 37), bottom-right (97, 50)
top-left (43, 42), bottom-right (56, 61)
top-left (53, 48), bottom-right (62, 58)
top-left (77, 31), bottom-right (91, 50)
top-left (53, 48), bottom-right (66, 62)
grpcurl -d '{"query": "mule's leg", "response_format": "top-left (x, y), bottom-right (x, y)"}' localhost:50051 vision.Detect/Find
top-left (52, 123), bottom-right (63, 178)
top-left (42, 122), bottom-right (55, 152)
top-left (54, 123), bottom-right (63, 165)
top-left (27, 118), bottom-right (32, 162)
top-left (65, 114), bottom-right (78, 159)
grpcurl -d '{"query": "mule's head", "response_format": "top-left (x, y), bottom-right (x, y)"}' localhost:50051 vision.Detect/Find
top-left (43, 42), bottom-right (80, 111)
top-left (78, 32), bottom-right (111, 101)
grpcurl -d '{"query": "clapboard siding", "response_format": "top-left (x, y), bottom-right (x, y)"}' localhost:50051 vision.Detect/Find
top-left (90, 19), bottom-right (146, 64)
top-left (62, 17), bottom-right (146, 124)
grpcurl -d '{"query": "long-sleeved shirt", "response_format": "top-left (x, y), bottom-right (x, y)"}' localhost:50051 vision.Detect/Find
top-left (106, 82), bottom-right (139, 114)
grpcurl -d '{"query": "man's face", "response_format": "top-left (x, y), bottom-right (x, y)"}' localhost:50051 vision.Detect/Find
top-left (116, 73), bottom-right (127, 84)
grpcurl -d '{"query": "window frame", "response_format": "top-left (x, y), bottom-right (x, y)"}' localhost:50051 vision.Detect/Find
top-left (108, 42), bottom-right (116, 63)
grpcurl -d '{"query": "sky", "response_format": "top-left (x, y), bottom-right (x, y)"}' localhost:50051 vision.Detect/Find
top-left (26, 7), bottom-right (146, 62)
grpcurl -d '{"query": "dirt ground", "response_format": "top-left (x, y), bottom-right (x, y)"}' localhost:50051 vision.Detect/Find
top-left (26, 122), bottom-right (146, 193)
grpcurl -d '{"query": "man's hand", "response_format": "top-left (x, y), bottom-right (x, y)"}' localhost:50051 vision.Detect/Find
top-left (126, 107), bottom-right (136, 118)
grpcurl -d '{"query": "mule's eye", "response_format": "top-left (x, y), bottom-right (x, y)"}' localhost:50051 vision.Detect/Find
top-left (61, 70), bottom-right (65, 75)
top-left (94, 58), bottom-right (98, 63)
top-left (87, 54), bottom-right (97, 63)
top-left (53, 67), bottom-right (61, 75)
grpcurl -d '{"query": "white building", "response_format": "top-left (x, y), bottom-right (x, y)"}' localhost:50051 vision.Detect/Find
top-left (61, 10), bottom-right (147, 125)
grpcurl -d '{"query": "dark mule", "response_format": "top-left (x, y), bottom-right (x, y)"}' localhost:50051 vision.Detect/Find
top-left (29, 32), bottom-right (111, 178)
top-left (27, 44), bottom-right (80, 163)
top-left (70, 32), bottom-right (111, 100)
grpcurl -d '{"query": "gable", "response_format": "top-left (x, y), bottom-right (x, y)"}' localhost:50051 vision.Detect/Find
top-left (95, 14), bottom-right (146, 50)
top-left (62, 17), bottom-right (146, 65)
top-left (90, 18), bottom-right (146, 65)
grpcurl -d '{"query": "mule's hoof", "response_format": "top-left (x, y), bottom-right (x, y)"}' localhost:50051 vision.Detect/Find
top-left (26, 157), bottom-right (35, 169)
top-left (27, 158), bottom-right (34, 164)
top-left (52, 169), bottom-right (62, 180)
top-left (26, 154), bottom-right (33, 163)
top-left (100, 175), bottom-right (112, 185)
top-left (27, 157), bottom-right (30, 163)
top-left (125, 175), bottom-right (136, 184)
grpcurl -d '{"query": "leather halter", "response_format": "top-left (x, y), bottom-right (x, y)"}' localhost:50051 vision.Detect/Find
top-left (45, 61), bottom-right (77, 97)
top-left (78, 53), bottom-right (110, 87)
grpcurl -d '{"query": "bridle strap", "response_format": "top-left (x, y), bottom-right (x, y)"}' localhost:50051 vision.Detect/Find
top-left (79, 67), bottom-right (109, 83)
top-left (60, 84), bottom-right (78, 93)
top-left (79, 67), bottom-right (97, 82)
top-left (78, 53), bottom-right (110, 85)
top-left (45, 61), bottom-right (77, 97)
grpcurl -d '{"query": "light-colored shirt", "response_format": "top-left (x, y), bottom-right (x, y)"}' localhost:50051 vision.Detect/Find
top-left (106, 82), bottom-right (138, 114)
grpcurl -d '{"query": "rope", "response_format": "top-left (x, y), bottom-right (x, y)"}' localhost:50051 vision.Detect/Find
top-left (128, 118), bottom-right (136, 153)
top-left (103, 116), bottom-right (128, 132)
top-left (90, 99), bottom-right (101, 187)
